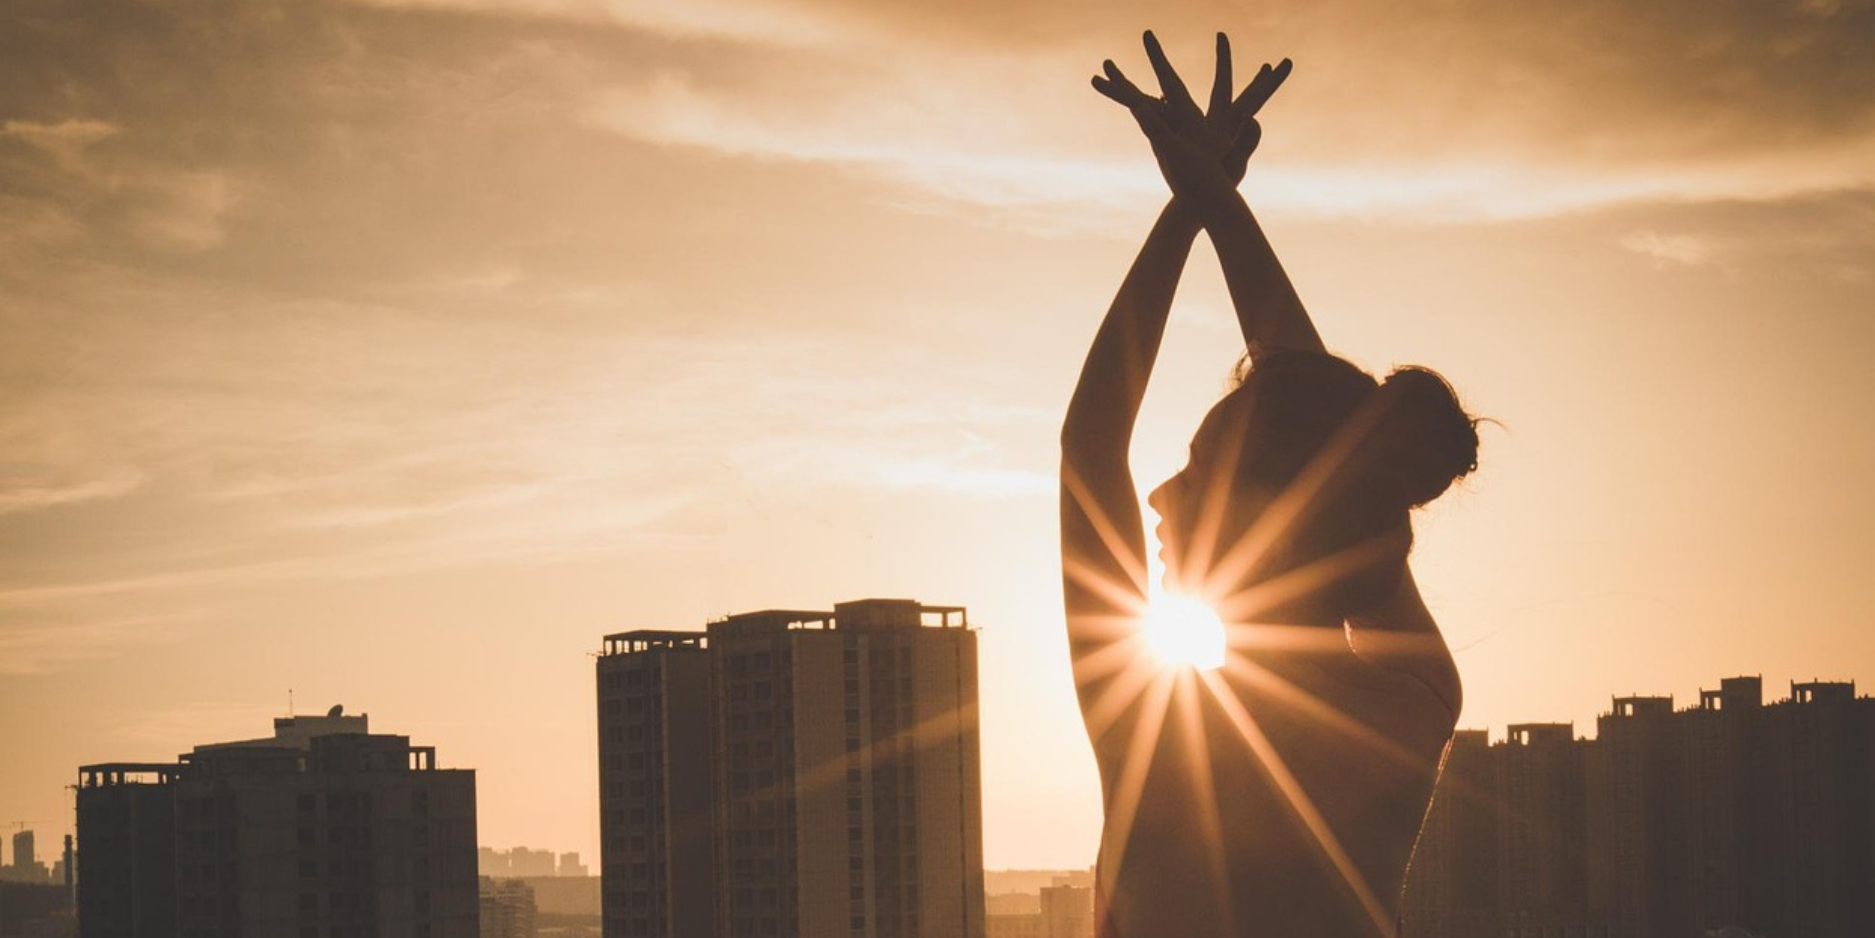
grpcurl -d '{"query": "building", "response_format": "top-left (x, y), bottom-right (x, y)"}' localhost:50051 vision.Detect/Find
top-left (1400, 729), bottom-right (1495, 938)
top-left (2, 829), bottom-right (56, 885)
top-left (597, 630), bottom-right (714, 938)
top-left (598, 598), bottom-right (986, 938)
top-left (480, 878), bottom-right (537, 938)
top-left (984, 880), bottom-right (1090, 938)
top-left (1402, 676), bottom-right (1875, 938)
top-left (77, 708), bottom-right (478, 938)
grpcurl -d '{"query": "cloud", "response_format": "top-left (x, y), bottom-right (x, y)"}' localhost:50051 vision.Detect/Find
top-left (578, 5), bottom-right (1875, 223)
top-left (352, 0), bottom-right (846, 45)
top-left (1617, 230), bottom-right (1715, 267)
top-left (0, 466), bottom-right (145, 515)
top-left (1, 117), bottom-right (242, 252)
top-left (0, 609), bottom-right (201, 676)
top-left (588, 68), bottom-right (1156, 226)
top-left (2, 119), bottom-right (119, 170)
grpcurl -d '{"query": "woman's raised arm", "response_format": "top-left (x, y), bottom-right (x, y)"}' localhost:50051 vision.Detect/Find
top-left (1060, 200), bottom-right (1199, 732)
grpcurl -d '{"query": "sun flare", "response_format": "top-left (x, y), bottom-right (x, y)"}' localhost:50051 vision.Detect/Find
top-left (1141, 590), bottom-right (1227, 672)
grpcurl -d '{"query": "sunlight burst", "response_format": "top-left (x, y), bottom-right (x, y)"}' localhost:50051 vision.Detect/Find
top-left (1141, 591), bottom-right (1227, 672)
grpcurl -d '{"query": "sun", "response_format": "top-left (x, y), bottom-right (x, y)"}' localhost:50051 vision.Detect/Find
top-left (1141, 590), bottom-right (1227, 671)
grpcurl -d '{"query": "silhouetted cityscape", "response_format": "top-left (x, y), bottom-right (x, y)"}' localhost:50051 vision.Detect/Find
top-left (23, 653), bottom-right (1875, 938)
top-left (1403, 676), bottom-right (1874, 938)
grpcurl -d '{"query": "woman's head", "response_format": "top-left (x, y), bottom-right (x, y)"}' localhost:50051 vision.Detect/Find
top-left (1149, 353), bottom-right (1478, 619)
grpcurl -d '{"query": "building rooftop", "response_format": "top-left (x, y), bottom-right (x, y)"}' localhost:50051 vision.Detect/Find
top-left (601, 599), bottom-right (970, 654)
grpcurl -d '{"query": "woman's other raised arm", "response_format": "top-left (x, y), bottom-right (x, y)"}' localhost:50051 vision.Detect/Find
top-left (1060, 201), bottom-right (1199, 733)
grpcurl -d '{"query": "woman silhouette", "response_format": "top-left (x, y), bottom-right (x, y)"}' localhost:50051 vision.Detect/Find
top-left (1059, 33), bottom-right (1479, 938)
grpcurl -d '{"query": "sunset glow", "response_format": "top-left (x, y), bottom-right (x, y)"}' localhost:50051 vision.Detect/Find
top-left (2, 0), bottom-right (1871, 873)
top-left (1141, 590), bottom-right (1227, 672)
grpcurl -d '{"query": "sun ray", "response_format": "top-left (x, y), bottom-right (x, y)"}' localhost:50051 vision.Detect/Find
top-left (1201, 388), bottom-right (1396, 598)
top-left (1096, 669), bottom-right (1178, 900)
top-left (1181, 409), bottom-right (1251, 589)
top-left (1218, 653), bottom-right (1433, 774)
top-left (1061, 556), bottom-right (1150, 621)
top-left (1211, 530), bottom-right (1407, 628)
top-left (1061, 461), bottom-right (1149, 588)
top-left (1081, 648), bottom-right (1169, 743)
top-left (1070, 623), bottom-right (1153, 685)
top-left (1197, 669), bottom-right (1398, 938)
top-left (1171, 669), bottom-right (1238, 935)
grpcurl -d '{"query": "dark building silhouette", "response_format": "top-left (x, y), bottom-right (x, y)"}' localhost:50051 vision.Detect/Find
top-left (597, 599), bottom-right (985, 938)
top-left (597, 630), bottom-right (715, 938)
top-left (77, 709), bottom-right (478, 938)
top-left (1403, 676), bottom-right (1875, 938)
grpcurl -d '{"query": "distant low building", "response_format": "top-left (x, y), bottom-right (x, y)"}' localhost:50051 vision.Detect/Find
top-left (77, 708), bottom-right (478, 937)
top-left (2, 829), bottom-right (53, 885)
top-left (480, 877), bottom-right (537, 938)
top-left (985, 879), bottom-right (1092, 938)
top-left (478, 847), bottom-right (586, 879)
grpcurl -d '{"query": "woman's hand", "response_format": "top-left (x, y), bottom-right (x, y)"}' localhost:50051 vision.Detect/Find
top-left (1093, 32), bottom-right (1291, 203)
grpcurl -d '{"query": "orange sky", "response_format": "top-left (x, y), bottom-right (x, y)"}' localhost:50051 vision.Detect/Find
top-left (3, 0), bottom-right (1873, 870)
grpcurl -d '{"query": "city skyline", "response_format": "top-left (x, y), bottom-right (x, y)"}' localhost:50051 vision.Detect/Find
top-left (5, 0), bottom-right (1875, 872)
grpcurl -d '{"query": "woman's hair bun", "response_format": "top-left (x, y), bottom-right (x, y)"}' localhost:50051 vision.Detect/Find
top-left (1372, 366), bottom-right (1479, 509)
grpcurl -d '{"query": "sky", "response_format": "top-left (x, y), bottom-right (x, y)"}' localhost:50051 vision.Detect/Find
top-left (3, 0), bottom-right (1873, 870)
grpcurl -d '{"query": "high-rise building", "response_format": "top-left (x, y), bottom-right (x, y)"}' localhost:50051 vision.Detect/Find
top-left (597, 630), bottom-right (715, 938)
top-left (597, 598), bottom-right (985, 938)
top-left (77, 708), bottom-right (478, 938)
top-left (1402, 675), bottom-right (1875, 938)
top-left (1400, 729), bottom-right (1495, 938)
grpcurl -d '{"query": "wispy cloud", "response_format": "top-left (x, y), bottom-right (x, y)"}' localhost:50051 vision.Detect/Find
top-left (351, 0), bottom-right (846, 45)
top-left (0, 609), bottom-right (202, 676)
top-left (0, 466), bottom-right (145, 515)
top-left (2, 118), bottom-right (244, 252)
top-left (589, 55), bottom-right (1875, 227)
top-left (2, 119), bottom-right (120, 171)
top-left (1617, 230), bottom-right (1715, 267)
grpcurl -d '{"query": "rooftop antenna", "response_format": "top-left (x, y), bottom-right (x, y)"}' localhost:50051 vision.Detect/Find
top-left (288, 688), bottom-right (294, 717)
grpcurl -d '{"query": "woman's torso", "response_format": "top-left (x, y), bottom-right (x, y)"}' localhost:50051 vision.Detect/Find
top-left (1094, 643), bottom-right (1457, 938)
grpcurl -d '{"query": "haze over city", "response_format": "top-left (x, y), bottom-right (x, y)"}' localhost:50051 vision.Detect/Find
top-left (4, 0), bottom-right (1873, 873)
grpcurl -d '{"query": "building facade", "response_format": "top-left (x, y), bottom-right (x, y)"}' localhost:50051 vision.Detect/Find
top-left (478, 878), bottom-right (536, 938)
top-left (597, 599), bottom-right (985, 938)
top-left (1402, 676), bottom-right (1875, 938)
top-left (77, 710), bottom-right (478, 938)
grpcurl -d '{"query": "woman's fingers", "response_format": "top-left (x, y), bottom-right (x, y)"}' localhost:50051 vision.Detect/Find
top-left (1208, 33), bottom-right (1234, 118)
top-left (1232, 57), bottom-right (1292, 121)
top-left (1093, 61), bottom-right (1157, 111)
top-left (1143, 31), bottom-right (1203, 124)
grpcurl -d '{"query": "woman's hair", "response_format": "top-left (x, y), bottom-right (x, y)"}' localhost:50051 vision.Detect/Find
top-left (1206, 351), bottom-right (1479, 614)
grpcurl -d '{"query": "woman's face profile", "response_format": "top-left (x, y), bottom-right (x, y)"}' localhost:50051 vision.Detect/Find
top-left (1148, 396), bottom-right (1264, 594)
